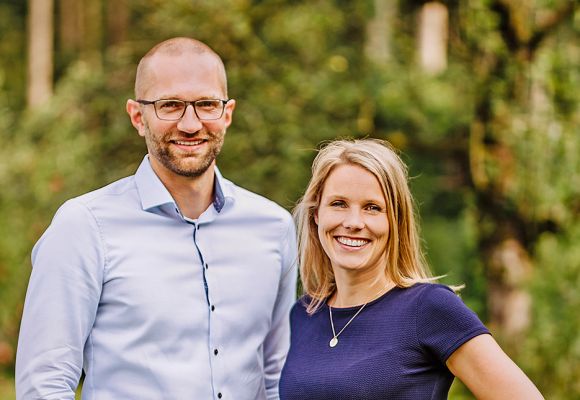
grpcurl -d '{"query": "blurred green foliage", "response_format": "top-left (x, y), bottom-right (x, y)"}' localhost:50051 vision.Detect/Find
top-left (0, 0), bottom-right (578, 398)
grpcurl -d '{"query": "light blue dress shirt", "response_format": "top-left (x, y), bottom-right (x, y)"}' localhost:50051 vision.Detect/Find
top-left (16, 156), bottom-right (298, 400)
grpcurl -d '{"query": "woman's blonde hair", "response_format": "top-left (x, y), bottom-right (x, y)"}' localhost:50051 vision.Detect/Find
top-left (294, 138), bottom-right (436, 314)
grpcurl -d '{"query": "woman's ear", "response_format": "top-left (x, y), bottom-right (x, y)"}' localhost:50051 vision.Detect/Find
top-left (314, 209), bottom-right (318, 225)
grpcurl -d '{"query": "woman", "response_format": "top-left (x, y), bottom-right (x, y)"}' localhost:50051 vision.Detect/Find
top-left (279, 139), bottom-right (543, 399)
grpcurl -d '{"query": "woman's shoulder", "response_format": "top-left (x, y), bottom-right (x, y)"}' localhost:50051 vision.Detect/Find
top-left (380, 283), bottom-right (467, 320)
top-left (289, 294), bottom-right (328, 325)
top-left (395, 282), bottom-right (456, 303)
top-left (408, 282), bottom-right (455, 293)
top-left (292, 294), bottom-right (333, 315)
top-left (405, 282), bottom-right (463, 310)
top-left (291, 294), bottom-right (314, 315)
top-left (407, 283), bottom-right (486, 333)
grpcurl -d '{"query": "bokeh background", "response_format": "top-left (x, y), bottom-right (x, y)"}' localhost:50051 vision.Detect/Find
top-left (0, 0), bottom-right (578, 398)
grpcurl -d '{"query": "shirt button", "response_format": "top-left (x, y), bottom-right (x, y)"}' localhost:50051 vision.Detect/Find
top-left (205, 263), bottom-right (209, 270)
top-left (214, 348), bottom-right (218, 355)
top-left (217, 393), bottom-right (222, 399)
top-left (211, 305), bottom-right (215, 312)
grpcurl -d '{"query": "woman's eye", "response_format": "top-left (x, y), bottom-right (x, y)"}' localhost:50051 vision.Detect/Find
top-left (330, 201), bottom-right (346, 208)
top-left (366, 204), bottom-right (382, 212)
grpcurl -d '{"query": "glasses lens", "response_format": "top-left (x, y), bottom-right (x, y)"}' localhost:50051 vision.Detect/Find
top-left (195, 100), bottom-right (224, 120)
top-left (155, 100), bottom-right (186, 120)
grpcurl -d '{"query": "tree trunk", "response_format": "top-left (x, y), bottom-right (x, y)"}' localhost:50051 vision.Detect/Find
top-left (59, 0), bottom-right (83, 61)
top-left (469, 0), bottom-right (575, 346)
top-left (485, 236), bottom-right (533, 340)
top-left (106, 0), bottom-right (129, 46)
top-left (475, 185), bottom-right (534, 344)
top-left (27, 0), bottom-right (54, 109)
top-left (80, 0), bottom-right (103, 65)
top-left (365, 0), bottom-right (396, 65)
top-left (418, 2), bottom-right (448, 75)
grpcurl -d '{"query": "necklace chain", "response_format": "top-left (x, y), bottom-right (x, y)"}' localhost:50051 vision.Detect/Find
top-left (329, 302), bottom-right (368, 347)
top-left (328, 286), bottom-right (390, 348)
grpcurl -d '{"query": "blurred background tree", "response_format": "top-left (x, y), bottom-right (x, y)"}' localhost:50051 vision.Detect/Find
top-left (0, 0), bottom-right (577, 398)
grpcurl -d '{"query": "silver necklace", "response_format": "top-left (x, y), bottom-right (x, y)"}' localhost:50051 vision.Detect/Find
top-left (328, 301), bottom-right (369, 348)
top-left (328, 285), bottom-right (392, 348)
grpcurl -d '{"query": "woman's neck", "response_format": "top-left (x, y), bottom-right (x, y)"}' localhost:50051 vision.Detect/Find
top-left (329, 276), bottom-right (394, 308)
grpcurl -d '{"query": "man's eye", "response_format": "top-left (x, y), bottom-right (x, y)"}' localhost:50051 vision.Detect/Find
top-left (159, 100), bottom-right (184, 109)
top-left (196, 100), bottom-right (220, 109)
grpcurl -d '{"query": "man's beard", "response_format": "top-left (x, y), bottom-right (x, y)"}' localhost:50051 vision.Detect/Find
top-left (144, 122), bottom-right (225, 178)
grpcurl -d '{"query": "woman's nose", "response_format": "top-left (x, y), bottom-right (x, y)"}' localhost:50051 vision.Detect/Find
top-left (342, 209), bottom-right (365, 230)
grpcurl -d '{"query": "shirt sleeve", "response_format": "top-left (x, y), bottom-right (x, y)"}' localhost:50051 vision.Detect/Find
top-left (16, 200), bottom-right (105, 400)
top-left (416, 284), bottom-right (490, 363)
top-left (263, 213), bottom-right (298, 400)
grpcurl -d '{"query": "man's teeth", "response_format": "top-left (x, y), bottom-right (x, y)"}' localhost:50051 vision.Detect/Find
top-left (336, 237), bottom-right (368, 247)
top-left (174, 140), bottom-right (203, 146)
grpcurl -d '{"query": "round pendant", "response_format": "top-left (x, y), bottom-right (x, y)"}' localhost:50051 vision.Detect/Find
top-left (329, 337), bottom-right (338, 347)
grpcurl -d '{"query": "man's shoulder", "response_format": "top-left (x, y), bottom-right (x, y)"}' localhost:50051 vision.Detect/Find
top-left (52, 175), bottom-right (138, 223)
top-left (71, 175), bottom-right (137, 207)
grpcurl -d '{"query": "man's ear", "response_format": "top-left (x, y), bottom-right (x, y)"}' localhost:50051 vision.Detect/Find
top-left (223, 98), bottom-right (236, 128)
top-left (126, 99), bottom-right (146, 137)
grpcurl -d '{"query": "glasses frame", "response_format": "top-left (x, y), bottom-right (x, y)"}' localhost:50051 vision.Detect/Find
top-left (136, 98), bottom-right (231, 121)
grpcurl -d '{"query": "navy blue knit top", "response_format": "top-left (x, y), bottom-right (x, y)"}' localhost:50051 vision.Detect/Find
top-left (279, 283), bottom-right (489, 400)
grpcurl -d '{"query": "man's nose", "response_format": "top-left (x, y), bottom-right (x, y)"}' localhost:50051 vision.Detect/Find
top-left (177, 104), bottom-right (203, 133)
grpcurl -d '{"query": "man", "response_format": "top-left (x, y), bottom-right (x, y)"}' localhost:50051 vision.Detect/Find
top-left (16, 37), bottom-right (297, 400)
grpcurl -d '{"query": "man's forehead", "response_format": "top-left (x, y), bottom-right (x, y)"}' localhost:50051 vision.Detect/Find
top-left (135, 41), bottom-right (227, 98)
top-left (138, 56), bottom-right (225, 98)
top-left (148, 50), bottom-right (217, 67)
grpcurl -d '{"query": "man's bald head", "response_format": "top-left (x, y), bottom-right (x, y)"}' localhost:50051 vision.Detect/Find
top-left (134, 37), bottom-right (228, 99)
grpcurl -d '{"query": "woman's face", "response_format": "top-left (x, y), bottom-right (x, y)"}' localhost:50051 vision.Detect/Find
top-left (315, 163), bottom-right (390, 282)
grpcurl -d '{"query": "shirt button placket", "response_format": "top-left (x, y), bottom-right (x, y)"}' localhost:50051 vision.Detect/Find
top-left (197, 224), bottom-right (221, 399)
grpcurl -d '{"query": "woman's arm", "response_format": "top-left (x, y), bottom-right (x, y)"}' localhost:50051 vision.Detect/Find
top-left (447, 334), bottom-right (544, 400)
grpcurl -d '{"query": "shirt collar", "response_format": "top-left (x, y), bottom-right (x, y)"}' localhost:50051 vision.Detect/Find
top-left (134, 155), bottom-right (231, 213)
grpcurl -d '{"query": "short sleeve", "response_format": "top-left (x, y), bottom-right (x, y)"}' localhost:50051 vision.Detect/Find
top-left (416, 284), bottom-right (490, 363)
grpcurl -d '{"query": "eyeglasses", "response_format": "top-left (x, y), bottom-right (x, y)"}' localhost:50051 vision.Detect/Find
top-left (137, 99), bottom-right (231, 121)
